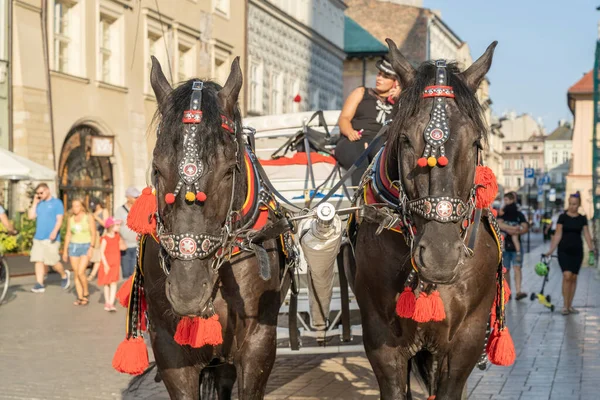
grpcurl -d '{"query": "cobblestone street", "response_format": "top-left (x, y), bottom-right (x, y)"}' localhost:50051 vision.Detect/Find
top-left (2, 238), bottom-right (599, 399)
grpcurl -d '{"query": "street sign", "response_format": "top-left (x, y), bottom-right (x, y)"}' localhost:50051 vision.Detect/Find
top-left (549, 188), bottom-right (556, 202)
top-left (524, 168), bottom-right (535, 186)
top-left (537, 188), bottom-right (544, 196)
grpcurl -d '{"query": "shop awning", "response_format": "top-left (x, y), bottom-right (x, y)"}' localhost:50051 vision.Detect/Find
top-left (0, 147), bottom-right (57, 181)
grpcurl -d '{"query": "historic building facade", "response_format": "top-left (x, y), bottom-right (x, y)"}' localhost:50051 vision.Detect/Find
top-left (0, 0), bottom-right (8, 151)
top-left (9, 0), bottom-right (245, 213)
top-left (246, 0), bottom-right (346, 116)
top-left (567, 70), bottom-right (594, 217)
top-left (544, 122), bottom-right (572, 202)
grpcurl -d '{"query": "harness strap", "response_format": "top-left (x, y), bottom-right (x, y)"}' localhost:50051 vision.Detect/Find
top-left (246, 217), bottom-right (293, 244)
top-left (251, 153), bottom-right (305, 211)
top-left (316, 124), bottom-right (390, 206)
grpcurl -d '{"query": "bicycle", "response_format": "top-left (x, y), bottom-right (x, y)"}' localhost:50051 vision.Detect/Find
top-left (0, 230), bottom-right (18, 305)
top-left (0, 250), bottom-right (9, 305)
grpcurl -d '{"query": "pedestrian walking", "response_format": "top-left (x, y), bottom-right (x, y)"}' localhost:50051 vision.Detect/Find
top-left (498, 192), bottom-right (529, 300)
top-left (545, 192), bottom-right (596, 315)
top-left (62, 198), bottom-right (96, 306)
top-left (87, 198), bottom-right (108, 281)
top-left (98, 217), bottom-right (125, 312)
top-left (115, 187), bottom-right (140, 279)
top-left (28, 183), bottom-right (71, 293)
top-left (0, 203), bottom-right (17, 234)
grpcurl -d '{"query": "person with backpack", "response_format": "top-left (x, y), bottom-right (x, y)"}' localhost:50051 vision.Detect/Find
top-left (114, 187), bottom-right (140, 279)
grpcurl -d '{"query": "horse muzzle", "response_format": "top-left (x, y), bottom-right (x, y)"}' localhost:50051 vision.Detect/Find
top-left (165, 259), bottom-right (217, 317)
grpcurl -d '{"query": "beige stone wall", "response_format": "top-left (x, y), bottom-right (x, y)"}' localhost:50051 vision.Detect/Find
top-left (566, 94), bottom-right (593, 217)
top-left (11, 0), bottom-right (246, 211)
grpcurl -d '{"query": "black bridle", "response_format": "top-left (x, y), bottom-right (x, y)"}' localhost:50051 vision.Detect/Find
top-left (154, 81), bottom-right (241, 271)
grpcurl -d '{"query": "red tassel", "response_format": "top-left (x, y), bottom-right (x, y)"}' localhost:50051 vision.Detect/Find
top-left (412, 292), bottom-right (433, 323)
top-left (429, 290), bottom-right (446, 322)
top-left (396, 287), bottom-right (416, 318)
top-left (486, 327), bottom-right (516, 366)
top-left (127, 187), bottom-right (157, 235)
top-left (196, 315), bottom-right (223, 347)
top-left (474, 166), bottom-right (498, 209)
top-left (116, 276), bottom-right (133, 308)
top-left (174, 315), bottom-right (223, 348)
top-left (491, 208), bottom-right (498, 217)
top-left (490, 301), bottom-right (497, 328)
top-left (174, 317), bottom-right (194, 346)
top-left (503, 280), bottom-right (511, 304)
top-left (112, 337), bottom-right (149, 375)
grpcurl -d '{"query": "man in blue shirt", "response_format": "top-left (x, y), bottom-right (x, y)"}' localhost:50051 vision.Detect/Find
top-left (28, 183), bottom-right (71, 293)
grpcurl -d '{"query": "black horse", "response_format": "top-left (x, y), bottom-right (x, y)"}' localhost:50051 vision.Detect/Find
top-left (348, 40), bottom-right (509, 399)
top-left (137, 57), bottom-right (291, 399)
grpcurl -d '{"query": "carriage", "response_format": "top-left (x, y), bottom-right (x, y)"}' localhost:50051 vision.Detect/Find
top-left (111, 40), bottom-right (516, 400)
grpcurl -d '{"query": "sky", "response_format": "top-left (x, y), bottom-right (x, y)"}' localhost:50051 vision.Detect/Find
top-left (424, 0), bottom-right (599, 132)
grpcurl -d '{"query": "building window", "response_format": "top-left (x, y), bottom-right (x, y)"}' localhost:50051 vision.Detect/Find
top-left (270, 72), bottom-right (283, 114)
top-left (552, 151), bottom-right (558, 164)
top-left (504, 177), bottom-right (511, 187)
top-left (531, 159), bottom-right (538, 169)
top-left (146, 17), bottom-right (172, 94)
top-left (505, 146), bottom-right (511, 151)
top-left (52, 0), bottom-right (84, 76)
top-left (213, 48), bottom-right (229, 87)
top-left (515, 159), bottom-right (523, 170)
top-left (503, 159), bottom-right (511, 170)
top-left (177, 42), bottom-right (196, 83)
top-left (562, 151), bottom-right (569, 163)
top-left (214, 0), bottom-right (230, 18)
top-left (533, 146), bottom-right (538, 150)
top-left (249, 59), bottom-right (263, 114)
top-left (311, 88), bottom-right (320, 111)
top-left (517, 177), bottom-right (522, 187)
top-left (97, 2), bottom-right (124, 86)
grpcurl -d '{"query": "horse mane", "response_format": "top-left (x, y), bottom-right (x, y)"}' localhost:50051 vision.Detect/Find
top-left (389, 61), bottom-right (488, 145)
top-left (152, 79), bottom-right (242, 162)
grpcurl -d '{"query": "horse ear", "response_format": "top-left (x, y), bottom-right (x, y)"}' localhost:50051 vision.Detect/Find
top-left (385, 38), bottom-right (416, 88)
top-left (150, 56), bottom-right (172, 111)
top-left (461, 41), bottom-right (498, 91)
top-left (218, 57), bottom-right (243, 116)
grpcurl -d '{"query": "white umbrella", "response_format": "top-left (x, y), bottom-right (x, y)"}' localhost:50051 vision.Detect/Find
top-left (0, 147), bottom-right (57, 181)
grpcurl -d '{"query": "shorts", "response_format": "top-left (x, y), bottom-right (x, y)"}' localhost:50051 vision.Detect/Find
top-left (30, 239), bottom-right (61, 266)
top-left (90, 247), bottom-right (102, 263)
top-left (68, 242), bottom-right (91, 257)
top-left (503, 250), bottom-right (520, 270)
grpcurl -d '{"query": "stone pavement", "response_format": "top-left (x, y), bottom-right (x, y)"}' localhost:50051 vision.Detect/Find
top-left (1, 237), bottom-right (599, 399)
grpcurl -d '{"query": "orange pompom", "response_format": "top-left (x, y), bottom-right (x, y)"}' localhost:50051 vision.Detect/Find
top-left (429, 290), bottom-right (446, 322)
top-left (196, 192), bottom-right (207, 202)
top-left (417, 157), bottom-right (428, 167)
top-left (116, 276), bottom-right (133, 307)
top-left (474, 166), bottom-right (498, 209)
top-left (437, 156), bottom-right (448, 167)
top-left (165, 193), bottom-right (176, 204)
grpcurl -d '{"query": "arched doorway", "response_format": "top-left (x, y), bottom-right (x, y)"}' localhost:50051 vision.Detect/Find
top-left (58, 125), bottom-right (114, 212)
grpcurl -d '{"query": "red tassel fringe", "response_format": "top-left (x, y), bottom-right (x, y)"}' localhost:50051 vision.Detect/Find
top-left (127, 187), bottom-right (157, 235)
top-left (412, 292), bottom-right (433, 323)
top-left (429, 291), bottom-right (446, 322)
top-left (486, 327), bottom-right (516, 366)
top-left (396, 287), bottom-right (416, 319)
top-left (112, 337), bottom-right (149, 375)
top-left (116, 276), bottom-right (133, 308)
top-left (174, 315), bottom-right (223, 348)
top-left (474, 166), bottom-right (498, 209)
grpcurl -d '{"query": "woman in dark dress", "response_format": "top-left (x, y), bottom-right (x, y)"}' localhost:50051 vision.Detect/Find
top-left (545, 192), bottom-right (595, 315)
top-left (336, 58), bottom-right (400, 186)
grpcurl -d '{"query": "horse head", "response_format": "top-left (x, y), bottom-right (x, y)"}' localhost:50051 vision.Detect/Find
top-left (386, 39), bottom-right (497, 284)
top-left (150, 56), bottom-right (244, 316)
